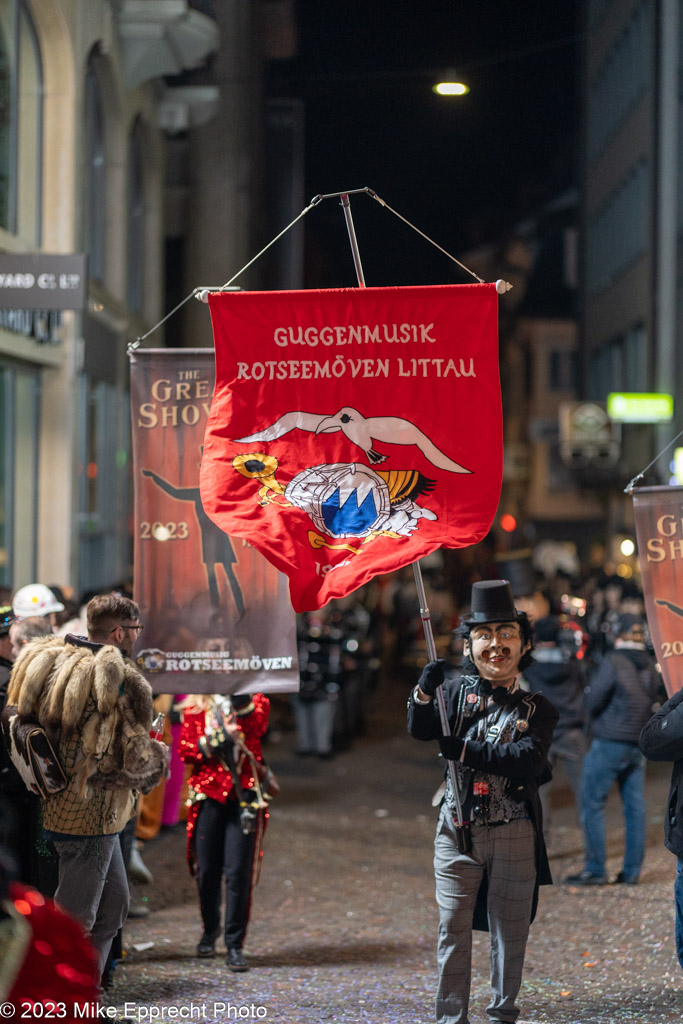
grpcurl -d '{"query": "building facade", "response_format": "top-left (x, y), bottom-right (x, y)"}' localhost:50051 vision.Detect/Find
top-left (582, 0), bottom-right (680, 501)
top-left (0, 0), bottom-right (297, 599)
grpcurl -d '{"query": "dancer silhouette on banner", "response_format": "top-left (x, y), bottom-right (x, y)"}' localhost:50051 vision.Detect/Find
top-left (142, 469), bottom-right (245, 618)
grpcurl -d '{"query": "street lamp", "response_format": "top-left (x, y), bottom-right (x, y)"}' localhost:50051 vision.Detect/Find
top-left (432, 71), bottom-right (469, 96)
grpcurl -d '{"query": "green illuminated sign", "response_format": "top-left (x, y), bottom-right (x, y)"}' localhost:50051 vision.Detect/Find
top-left (607, 392), bottom-right (674, 423)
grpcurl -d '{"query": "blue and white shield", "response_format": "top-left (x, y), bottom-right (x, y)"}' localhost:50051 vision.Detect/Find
top-left (285, 463), bottom-right (392, 539)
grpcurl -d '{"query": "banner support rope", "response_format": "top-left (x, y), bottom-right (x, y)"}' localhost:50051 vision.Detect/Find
top-left (624, 427), bottom-right (683, 493)
top-left (337, 189), bottom-right (468, 830)
top-left (127, 187), bottom-right (510, 354)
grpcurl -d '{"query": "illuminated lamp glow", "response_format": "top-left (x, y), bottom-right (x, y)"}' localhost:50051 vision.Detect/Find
top-left (433, 81), bottom-right (469, 96)
top-left (620, 538), bottom-right (635, 556)
top-left (499, 514), bottom-right (517, 533)
top-left (87, 462), bottom-right (98, 479)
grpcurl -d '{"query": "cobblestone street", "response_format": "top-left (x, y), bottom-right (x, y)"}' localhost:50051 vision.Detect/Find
top-left (108, 682), bottom-right (683, 1024)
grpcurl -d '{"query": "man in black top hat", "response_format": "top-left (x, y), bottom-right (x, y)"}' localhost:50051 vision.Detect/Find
top-left (408, 579), bottom-right (558, 1024)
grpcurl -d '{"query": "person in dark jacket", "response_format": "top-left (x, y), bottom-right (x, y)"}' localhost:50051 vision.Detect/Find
top-left (639, 686), bottom-right (683, 970)
top-left (408, 580), bottom-right (558, 1024)
top-left (0, 613), bottom-right (57, 894)
top-left (522, 616), bottom-right (587, 843)
top-left (0, 607), bottom-right (14, 694)
top-left (566, 613), bottom-right (660, 886)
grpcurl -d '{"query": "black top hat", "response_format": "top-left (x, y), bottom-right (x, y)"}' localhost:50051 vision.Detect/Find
top-left (463, 580), bottom-right (521, 626)
top-left (230, 694), bottom-right (252, 710)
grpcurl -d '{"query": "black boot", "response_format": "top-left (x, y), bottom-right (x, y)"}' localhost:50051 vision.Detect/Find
top-left (196, 926), bottom-right (220, 957)
top-left (226, 947), bottom-right (249, 972)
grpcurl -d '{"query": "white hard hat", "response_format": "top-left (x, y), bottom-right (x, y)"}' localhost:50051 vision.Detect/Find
top-left (13, 583), bottom-right (65, 618)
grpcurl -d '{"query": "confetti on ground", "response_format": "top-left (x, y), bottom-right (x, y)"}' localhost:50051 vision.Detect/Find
top-left (107, 695), bottom-right (682, 1024)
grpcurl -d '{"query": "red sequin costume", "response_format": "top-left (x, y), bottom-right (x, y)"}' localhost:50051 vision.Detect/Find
top-left (0, 883), bottom-right (100, 1019)
top-left (179, 693), bottom-right (270, 868)
top-left (179, 694), bottom-right (271, 951)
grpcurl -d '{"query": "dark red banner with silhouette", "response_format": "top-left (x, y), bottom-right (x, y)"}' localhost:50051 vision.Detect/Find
top-left (633, 484), bottom-right (683, 697)
top-left (130, 348), bottom-right (298, 694)
top-left (201, 284), bottom-right (502, 611)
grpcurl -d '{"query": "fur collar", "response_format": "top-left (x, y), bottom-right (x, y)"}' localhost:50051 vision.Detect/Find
top-left (7, 635), bottom-right (153, 735)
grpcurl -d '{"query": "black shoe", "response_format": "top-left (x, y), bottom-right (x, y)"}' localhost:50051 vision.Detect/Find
top-left (226, 947), bottom-right (249, 972)
top-left (614, 871), bottom-right (639, 885)
top-left (563, 869), bottom-right (608, 886)
top-left (197, 927), bottom-right (220, 958)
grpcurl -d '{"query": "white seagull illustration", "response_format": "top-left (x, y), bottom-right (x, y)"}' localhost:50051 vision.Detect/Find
top-left (234, 407), bottom-right (471, 473)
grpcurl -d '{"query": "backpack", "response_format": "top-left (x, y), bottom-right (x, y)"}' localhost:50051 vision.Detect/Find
top-left (0, 703), bottom-right (67, 799)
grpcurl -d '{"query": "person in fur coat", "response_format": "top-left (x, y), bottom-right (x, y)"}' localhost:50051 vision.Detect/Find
top-left (5, 593), bottom-right (167, 982)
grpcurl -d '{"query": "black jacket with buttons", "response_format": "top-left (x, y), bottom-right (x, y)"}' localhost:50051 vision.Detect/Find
top-left (408, 670), bottom-right (559, 930)
top-left (639, 686), bottom-right (683, 858)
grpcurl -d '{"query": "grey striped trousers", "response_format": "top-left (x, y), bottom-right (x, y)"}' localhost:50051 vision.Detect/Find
top-left (433, 815), bottom-right (536, 1024)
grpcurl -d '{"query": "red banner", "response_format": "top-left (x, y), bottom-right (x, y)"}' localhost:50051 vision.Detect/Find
top-left (633, 485), bottom-right (683, 697)
top-left (130, 349), bottom-right (299, 695)
top-left (201, 284), bottom-right (502, 611)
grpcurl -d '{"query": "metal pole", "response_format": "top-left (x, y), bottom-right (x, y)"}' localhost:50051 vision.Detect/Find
top-left (412, 563), bottom-right (466, 825)
top-left (338, 192), bottom-right (466, 826)
top-left (340, 194), bottom-right (366, 288)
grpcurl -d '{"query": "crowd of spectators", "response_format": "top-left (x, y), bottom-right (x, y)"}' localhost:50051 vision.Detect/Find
top-left (1, 554), bottom-right (681, 1007)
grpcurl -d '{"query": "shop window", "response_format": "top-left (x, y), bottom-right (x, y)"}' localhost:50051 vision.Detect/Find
top-left (127, 117), bottom-right (146, 316)
top-left (0, 9), bottom-right (10, 232)
top-left (76, 376), bottom-right (131, 594)
top-left (550, 350), bottom-right (579, 391)
top-left (0, 360), bottom-right (39, 586)
top-left (587, 326), bottom-right (647, 402)
top-left (0, 0), bottom-right (43, 243)
top-left (17, 2), bottom-right (42, 243)
top-left (84, 52), bottom-right (106, 284)
top-left (586, 160), bottom-right (649, 296)
top-left (586, 1), bottom-right (651, 164)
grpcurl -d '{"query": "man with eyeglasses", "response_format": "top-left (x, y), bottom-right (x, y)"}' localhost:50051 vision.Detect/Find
top-left (408, 579), bottom-right (558, 1024)
top-left (5, 592), bottom-right (167, 986)
top-left (106, 619), bottom-right (144, 655)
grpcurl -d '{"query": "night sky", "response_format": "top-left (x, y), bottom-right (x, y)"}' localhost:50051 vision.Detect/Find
top-left (272, 1), bottom-right (581, 288)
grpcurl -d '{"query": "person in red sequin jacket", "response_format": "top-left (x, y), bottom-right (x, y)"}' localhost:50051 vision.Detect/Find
top-left (178, 693), bottom-right (270, 972)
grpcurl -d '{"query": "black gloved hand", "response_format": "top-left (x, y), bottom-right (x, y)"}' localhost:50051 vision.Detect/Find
top-left (439, 735), bottom-right (464, 761)
top-left (417, 659), bottom-right (447, 697)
